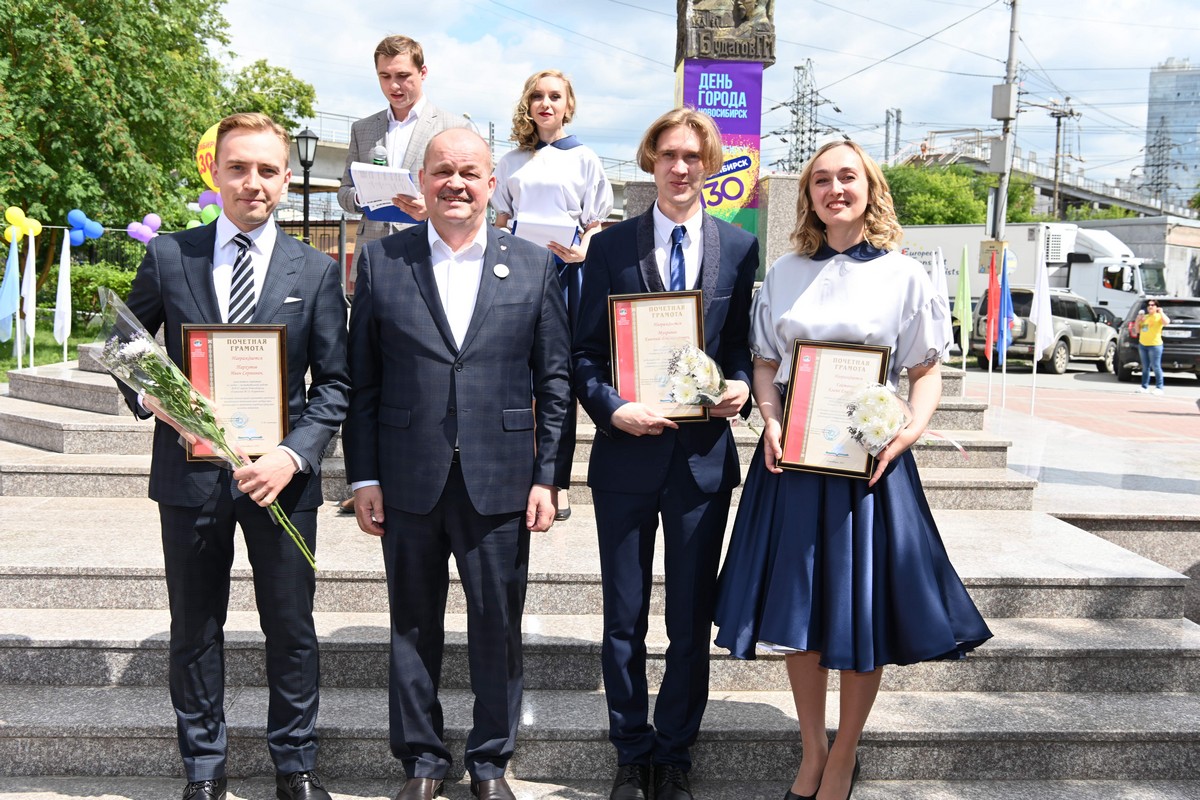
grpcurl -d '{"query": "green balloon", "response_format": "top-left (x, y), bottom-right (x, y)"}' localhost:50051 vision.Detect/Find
top-left (186, 219), bottom-right (203, 229)
top-left (200, 204), bottom-right (220, 224)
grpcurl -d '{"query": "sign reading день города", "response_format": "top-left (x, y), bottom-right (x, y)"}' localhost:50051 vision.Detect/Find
top-left (676, 59), bottom-right (763, 235)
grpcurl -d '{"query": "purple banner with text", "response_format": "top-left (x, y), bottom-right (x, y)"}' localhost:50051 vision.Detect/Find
top-left (676, 59), bottom-right (763, 234)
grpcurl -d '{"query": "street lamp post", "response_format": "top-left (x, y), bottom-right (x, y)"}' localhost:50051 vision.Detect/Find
top-left (295, 127), bottom-right (319, 244)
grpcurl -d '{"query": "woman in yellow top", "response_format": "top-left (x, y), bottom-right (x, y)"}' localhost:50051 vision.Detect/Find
top-left (1136, 300), bottom-right (1171, 394)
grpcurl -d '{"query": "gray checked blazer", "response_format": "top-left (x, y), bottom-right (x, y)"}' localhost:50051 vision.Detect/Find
top-left (336, 103), bottom-right (466, 253)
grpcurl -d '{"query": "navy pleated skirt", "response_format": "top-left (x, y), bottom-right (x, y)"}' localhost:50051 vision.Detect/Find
top-left (713, 441), bottom-right (993, 672)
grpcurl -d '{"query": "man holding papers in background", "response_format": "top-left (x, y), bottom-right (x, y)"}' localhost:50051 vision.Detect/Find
top-left (337, 34), bottom-right (466, 284)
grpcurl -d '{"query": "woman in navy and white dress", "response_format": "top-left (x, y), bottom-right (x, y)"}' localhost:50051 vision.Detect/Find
top-left (713, 141), bottom-right (992, 800)
top-left (492, 69), bottom-right (613, 521)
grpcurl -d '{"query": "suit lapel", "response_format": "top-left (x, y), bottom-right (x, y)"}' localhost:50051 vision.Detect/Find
top-left (368, 110), bottom-right (389, 153)
top-left (636, 209), bottom-right (665, 293)
top-left (180, 225), bottom-right (222, 324)
top-left (402, 106), bottom-right (439, 172)
top-left (699, 213), bottom-right (721, 318)
top-left (456, 227), bottom-right (505, 355)
top-left (407, 226), bottom-right (460, 353)
top-left (253, 225), bottom-right (303, 323)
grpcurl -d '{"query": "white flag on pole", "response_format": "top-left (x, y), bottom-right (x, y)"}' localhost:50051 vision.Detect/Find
top-left (930, 247), bottom-right (954, 349)
top-left (22, 233), bottom-right (36, 366)
top-left (1029, 257), bottom-right (1054, 360)
top-left (53, 235), bottom-right (72, 346)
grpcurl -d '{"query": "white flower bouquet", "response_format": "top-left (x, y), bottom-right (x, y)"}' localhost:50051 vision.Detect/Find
top-left (845, 383), bottom-right (912, 457)
top-left (95, 288), bottom-right (317, 570)
top-left (662, 344), bottom-right (726, 406)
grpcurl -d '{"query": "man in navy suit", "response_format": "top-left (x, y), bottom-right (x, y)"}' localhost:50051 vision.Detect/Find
top-left (120, 113), bottom-right (349, 800)
top-left (344, 128), bottom-right (573, 800)
top-left (572, 108), bottom-right (759, 800)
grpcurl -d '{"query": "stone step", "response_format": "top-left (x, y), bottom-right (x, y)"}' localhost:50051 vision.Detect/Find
top-left (572, 424), bottom-right (1011, 470)
top-left (3, 777), bottom-right (1199, 800)
top-left (3, 609), bottom-right (1194, 693)
top-left (0, 686), bottom-right (1195, 780)
top-left (565, 463), bottom-right (1035, 510)
top-left (75, 342), bottom-right (106, 373)
top-left (5, 364), bottom-right (128, 415)
top-left (0, 499), bottom-right (1185, 619)
top-left (0, 392), bottom-right (152, 454)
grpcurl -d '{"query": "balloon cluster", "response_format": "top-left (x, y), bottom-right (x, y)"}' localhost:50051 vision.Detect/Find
top-left (186, 190), bottom-right (223, 230)
top-left (67, 209), bottom-right (104, 246)
top-left (4, 207), bottom-right (43, 243)
top-left (126, 213), bottom-right (162, 243)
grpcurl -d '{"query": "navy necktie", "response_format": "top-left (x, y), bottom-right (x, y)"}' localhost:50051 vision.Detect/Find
top-left (669, 225), bottom-right (686, 292)
top-left (228, 233), bottom-right (256, 324)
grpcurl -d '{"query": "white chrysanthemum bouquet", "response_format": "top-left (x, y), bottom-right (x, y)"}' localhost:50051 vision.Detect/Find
top-left (662, 344), bottom-right (726, 406)
top-left (845, 383), bottom-right (912, 456)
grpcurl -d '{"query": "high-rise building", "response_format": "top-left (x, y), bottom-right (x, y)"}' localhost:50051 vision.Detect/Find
top-left (1145, 57), bottom-right (1200, 208)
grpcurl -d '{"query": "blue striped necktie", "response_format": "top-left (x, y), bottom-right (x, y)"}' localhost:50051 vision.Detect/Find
top-left (669, 225), bottom-right (686, 292)
top-left (228, 232), bottom-right (256, 324)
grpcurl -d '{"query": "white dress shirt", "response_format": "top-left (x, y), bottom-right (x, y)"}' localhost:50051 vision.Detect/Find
top-left (386, 96), bottom-right (428, 166)
top-left (652, 203), bottom-right (704, 291)
top-left (428, 222), bottom-right (488, 348)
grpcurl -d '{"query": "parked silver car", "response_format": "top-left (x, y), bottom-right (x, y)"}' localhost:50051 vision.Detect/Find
top-left (970, 288), bottom-right (1118, 374)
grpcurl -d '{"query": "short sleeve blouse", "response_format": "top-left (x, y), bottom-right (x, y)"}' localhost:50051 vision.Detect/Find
top-left (491, 142), bottom-right (614, 231)
top-left (750, 244), bottom-right (950, 390)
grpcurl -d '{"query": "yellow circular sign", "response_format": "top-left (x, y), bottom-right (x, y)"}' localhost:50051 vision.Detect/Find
top-left (196, 123), bottom-right (219, 190)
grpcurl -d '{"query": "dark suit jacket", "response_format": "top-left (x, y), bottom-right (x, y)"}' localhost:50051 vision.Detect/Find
top-left (343, 224), bottom-right (573, 517)
top-left (336, 103), bottom-right (466, 246)
top-left (572, 208), bottom-right (758, 495)
top-left (120, 223), bottom-right (350, 510)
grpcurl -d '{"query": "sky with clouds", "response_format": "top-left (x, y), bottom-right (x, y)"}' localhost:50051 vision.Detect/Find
top-left (220, 0), bottom-right (1200, 190)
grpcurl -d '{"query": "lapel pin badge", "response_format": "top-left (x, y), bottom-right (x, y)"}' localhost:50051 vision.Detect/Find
top-left (494, 264), bottom-right (510, 279)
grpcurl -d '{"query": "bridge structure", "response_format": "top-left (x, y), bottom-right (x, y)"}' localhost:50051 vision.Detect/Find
top-left (893, 129), bottom-right (1198, 221)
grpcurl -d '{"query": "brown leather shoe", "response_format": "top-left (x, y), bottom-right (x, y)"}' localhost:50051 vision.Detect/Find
top-left (470, 776), bottom-right (516, 800)
top-left (394, 777), bottom-right (443, 800)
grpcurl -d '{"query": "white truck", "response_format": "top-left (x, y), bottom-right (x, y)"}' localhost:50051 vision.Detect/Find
top-left (899, 222), bottom-right (1169, 319)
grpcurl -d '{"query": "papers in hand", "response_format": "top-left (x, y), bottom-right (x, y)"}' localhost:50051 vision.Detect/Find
top-left (510, 219), bottom-right (580, 251)
top-left (350, 162), bottom-right (421, 210)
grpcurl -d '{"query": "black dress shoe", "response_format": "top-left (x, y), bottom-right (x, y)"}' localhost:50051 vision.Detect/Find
top-left (610, 763), bottom-right (650, 800)
top-left (654, 764), bottom-right (693, 800)
top-left (276, 770), bottom-right (332, 800)
top-left (471, 776), bottom-right (516, 800)
top-left (395, 777), bottom-right (443, 800)
top-left (183, 778), bottom-right (227, 800)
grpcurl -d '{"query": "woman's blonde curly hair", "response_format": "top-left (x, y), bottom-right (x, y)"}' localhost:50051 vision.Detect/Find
top-left (510, 70), bottom-right (576, 151)
top-left (790, 140), bottom-right (904, 257)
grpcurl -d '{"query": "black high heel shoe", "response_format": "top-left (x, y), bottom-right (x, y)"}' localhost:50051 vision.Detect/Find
top-left (782, 790), bottom-right (816, 800)
top-left (845, 757), bottom-right (861, 800)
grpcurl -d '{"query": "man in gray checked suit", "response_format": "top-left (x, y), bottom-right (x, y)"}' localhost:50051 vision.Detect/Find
top-left (120, 113), bottom-right (349, 800)
top-left (343, 128), bottom-right (573, 800)
top-left (337, 34), bottom-right (466, 287)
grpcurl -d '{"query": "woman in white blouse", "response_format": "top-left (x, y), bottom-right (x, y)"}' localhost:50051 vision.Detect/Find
top-left (493, 69), bottom-right (614, 521)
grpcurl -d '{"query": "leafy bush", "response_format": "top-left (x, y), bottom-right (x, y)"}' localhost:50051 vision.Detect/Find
top-left (36, 261), bottom-right (135, 320)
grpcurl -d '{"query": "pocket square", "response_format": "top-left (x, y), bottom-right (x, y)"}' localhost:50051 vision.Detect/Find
top-left (284, 296), bottom-right (303, 303)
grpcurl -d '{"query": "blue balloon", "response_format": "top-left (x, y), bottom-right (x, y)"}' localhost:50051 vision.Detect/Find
top-left (84, 220), bottom-right (104, 239)
top-left (69, 228), bottom-right (86, 246)
top-left (67, 209), bottom-right (87, 228)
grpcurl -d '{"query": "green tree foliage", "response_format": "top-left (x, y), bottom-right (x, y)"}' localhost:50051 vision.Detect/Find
top-left (884, 165), bottom-right (987, 225)
top-left (222, 59), bottom-right (316, 132)
top-left (0, 1), bottom-right (316, 243)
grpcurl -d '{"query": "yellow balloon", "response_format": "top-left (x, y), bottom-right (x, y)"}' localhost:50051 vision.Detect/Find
top-left (22, 217), bottom-right (42, 238)
top-left (196, 123), bottom-right (219, 191)
top-left (4, 206), bottom-right (25, 226)
top-left (4, 224), bottom-right (24, 243)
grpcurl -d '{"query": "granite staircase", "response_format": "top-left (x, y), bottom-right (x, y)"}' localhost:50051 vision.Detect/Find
top-left (0, 353), bottom-right (1196, 799)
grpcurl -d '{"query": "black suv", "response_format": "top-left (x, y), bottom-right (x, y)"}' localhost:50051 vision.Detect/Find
top-left (1115, 297), bottom-right (1200, 382)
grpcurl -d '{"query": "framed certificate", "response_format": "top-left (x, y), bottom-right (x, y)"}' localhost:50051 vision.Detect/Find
top-left (609, 290), bottom-right (708, 421)
top-left (182, 324), bottom-right (289, 462)
top-left (778, 340), bottom-right (891, 479)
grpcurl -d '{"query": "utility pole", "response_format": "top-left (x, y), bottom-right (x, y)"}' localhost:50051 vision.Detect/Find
top-left (893, 108), bottom-right (902, 161)
top-left (991, 0), bottom-right (1020, 241)
top-left (1050, 97), bottom-right (1081, 219)
top-left (885, 109), bottom-right (892, 165)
